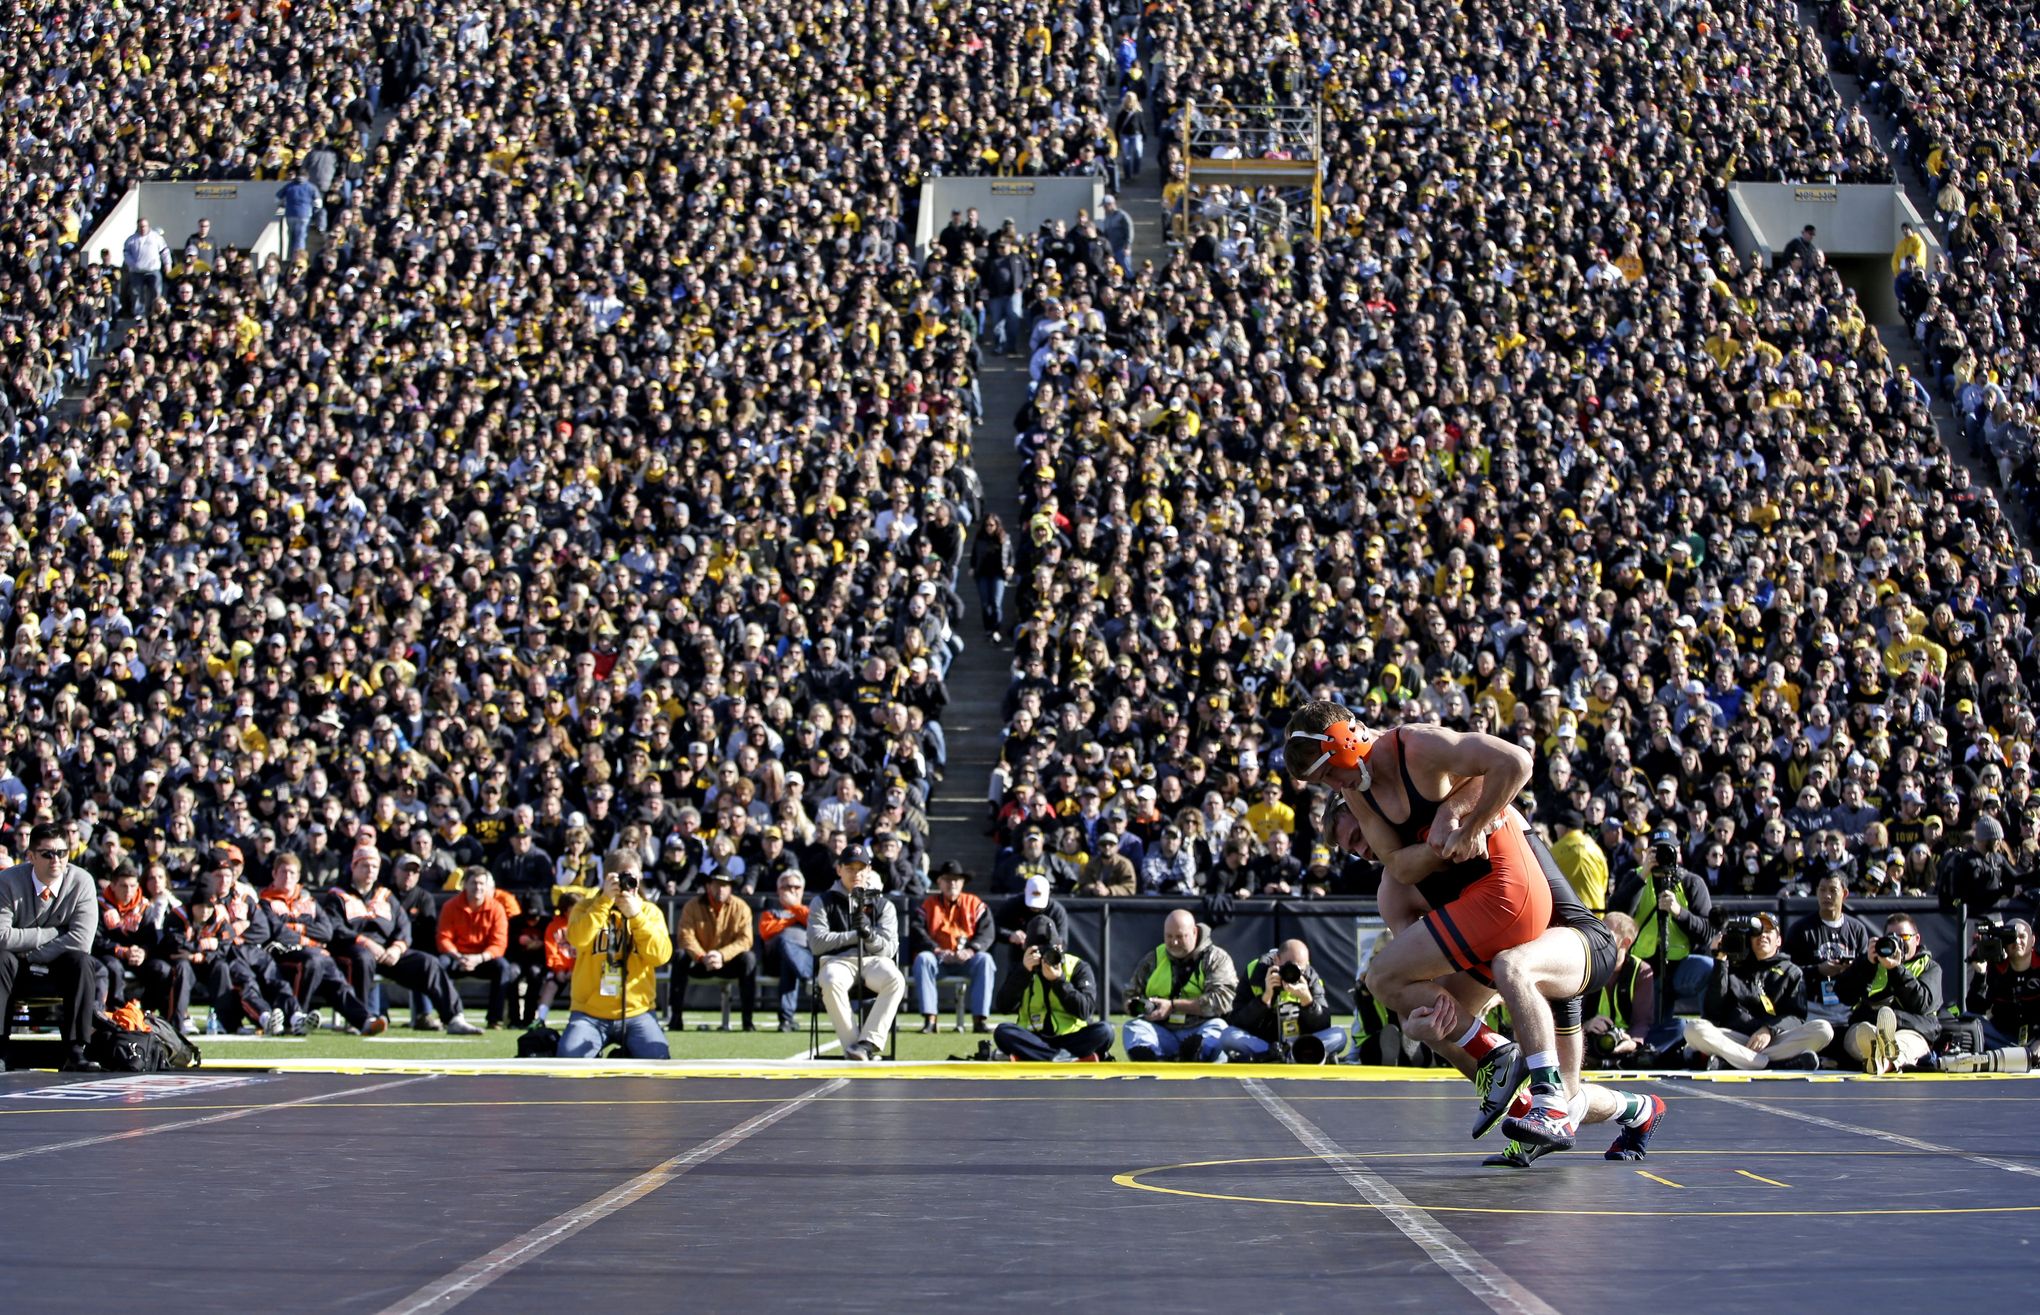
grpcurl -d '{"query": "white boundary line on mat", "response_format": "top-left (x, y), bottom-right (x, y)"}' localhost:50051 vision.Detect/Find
top-left (1245, 1078), bottom-right (1564, 1315)
top-left (377, 1077), bottom-right (847, 1315)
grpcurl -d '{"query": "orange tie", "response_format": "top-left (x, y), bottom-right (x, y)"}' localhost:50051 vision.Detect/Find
top-left (38, 887), bottom-right (50, 901)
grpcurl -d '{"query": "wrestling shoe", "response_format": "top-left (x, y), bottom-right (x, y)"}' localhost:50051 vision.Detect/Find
top-left (1605, 1094), bottom-right (1668, 1161)
top-left (1500, 1101), bottom-right (1578, 1151)
top-left (1470, 1041), bottom-right (1528, 1139)
top-left (1483, 1137), bottom-right (1561, 1169)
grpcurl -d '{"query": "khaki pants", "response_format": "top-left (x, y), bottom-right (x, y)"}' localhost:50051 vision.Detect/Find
top-left (1684, 1017), bottom-right (1835, 1070)
top-left (1843, 1019), bottom-right (1931, 1070)
top-left (819, 956), bottom-right (905, 1051)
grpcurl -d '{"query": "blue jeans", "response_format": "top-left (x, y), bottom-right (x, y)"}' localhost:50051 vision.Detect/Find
top-left (1218, 1025), bottom-right (1350, 1062)
top-left (1670, 955), bottom-right (1715, 1010)
top-left (912, 951), bottom-right (995, 1018)
top-left (765, 937), bottom-right (814, 1026)
top-left (284, 216), bottom-right (311, 259)
top-left (558, 1010), bottom-right (670, 1059)
top-left (976, 575), bottom-right (1007, 632)
top-left (1122, 1017), bottom-right (1226, 1061)
top-left (990, 292), bottom-right (1024, 354)
top-left (1644, 954), bottom-right (1718, 1050)
top-left (124, 269), bottom-right (162, 317)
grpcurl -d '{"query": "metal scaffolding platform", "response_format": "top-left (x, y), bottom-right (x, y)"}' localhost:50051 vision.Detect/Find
top-left (1177, 100), bottom-right (1323, 244)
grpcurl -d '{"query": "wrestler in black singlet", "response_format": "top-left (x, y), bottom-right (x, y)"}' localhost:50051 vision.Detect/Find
top-left (1362, 730), bottom-right (1491, 909)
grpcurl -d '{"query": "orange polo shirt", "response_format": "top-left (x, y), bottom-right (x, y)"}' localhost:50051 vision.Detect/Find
top-left (437, 894), bottom-right (509, 958)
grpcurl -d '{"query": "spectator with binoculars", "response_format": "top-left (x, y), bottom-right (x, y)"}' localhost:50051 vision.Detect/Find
top-left (1220, 940), bottom-right (1348, 1064)
top-left (991, 915), bottom-right (1113, 1062)
top-left (1680, 913), bottom-right (1832, 1071)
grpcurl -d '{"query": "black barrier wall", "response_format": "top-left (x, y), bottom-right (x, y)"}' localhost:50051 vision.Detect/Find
top-left (970, 896), bottom-right (1966, 1021)
top-left (497, 894), bottom-right (1971, 1025)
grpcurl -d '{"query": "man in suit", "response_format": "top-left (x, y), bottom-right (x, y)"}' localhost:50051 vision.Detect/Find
top-left (0, 823), bottom-right (102, 1070)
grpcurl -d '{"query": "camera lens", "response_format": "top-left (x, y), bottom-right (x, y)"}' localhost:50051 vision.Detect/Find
top-left (1278, 962), bottom-right (1303, 984)
top-left (1874, 934), bottom-right (1902, 959)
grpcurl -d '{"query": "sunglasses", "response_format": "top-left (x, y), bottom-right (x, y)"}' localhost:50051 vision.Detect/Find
top-left (32, 849), bottom-right (63, 859)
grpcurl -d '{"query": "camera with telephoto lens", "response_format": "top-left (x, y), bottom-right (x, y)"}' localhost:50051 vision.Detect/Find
top-left (1973, 921), bottom-right (2018, 964)
top-left (1278, 962), bottom-right (1304, 985)
top-left (1027, 932), bottom-right (1062, 970)
top-left (1874, 933), bottom-right (1905, 961)
top-left (1127, 994), bottom-right (1150, 1018)
top-left (615, 872), bottom-right (640, 893)
top-left (1651, 837), bottom-right (1680, 880)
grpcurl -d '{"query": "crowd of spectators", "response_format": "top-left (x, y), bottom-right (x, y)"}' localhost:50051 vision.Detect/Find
top-left (1829, 0), bottom-right (2040, 511)
top-left (983, 0), bottom-right (2038, 909)
top-left (0, 0), bottom-right (2030, 968)
top-left (0, 0), bottom-right (1170, 937)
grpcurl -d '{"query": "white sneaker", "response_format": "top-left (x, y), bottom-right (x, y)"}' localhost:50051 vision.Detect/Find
top-left (445, 1016), bottom-right (484, 1036)
top-left (1874, 1006), bottom-right (1900, 1075)
top-left (288, 1013), bottom-right (311, 1037)
top-left (261, 1009), bottom-right (284, 1036)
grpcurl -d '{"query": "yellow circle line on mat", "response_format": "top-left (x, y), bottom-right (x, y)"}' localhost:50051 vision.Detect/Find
top-left (1112, 1155), bottom-right (2040, 1218)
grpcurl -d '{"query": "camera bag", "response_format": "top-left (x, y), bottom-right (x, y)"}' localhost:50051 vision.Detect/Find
top-left (1934, 1016), bottom-right (1985, 1058)
top-left (87, 1013), bottom-right (199, 1072)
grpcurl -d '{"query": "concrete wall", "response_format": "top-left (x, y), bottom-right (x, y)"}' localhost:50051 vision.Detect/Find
top-left (84, 181), bottom-right (290, 268)
top-left (914, 176), bottom-right (1105, 260)
top-left (1726, 182), bottom-right (1940, 325)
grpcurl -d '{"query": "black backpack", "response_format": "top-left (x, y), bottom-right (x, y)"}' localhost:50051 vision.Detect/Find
top-left (88, 1013), bottom-right (203, 1073)
top-left (517, 1023), bottom-right (561, 1058)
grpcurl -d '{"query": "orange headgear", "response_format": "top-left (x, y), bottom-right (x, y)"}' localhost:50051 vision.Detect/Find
top-left (1290, 719), bottom-right (1370, 779)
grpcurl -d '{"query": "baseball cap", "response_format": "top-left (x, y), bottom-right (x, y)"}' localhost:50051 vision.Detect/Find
top-left (1023, 875), bottom-right (1051, 909)
top-left (837, 842), bottom-right (873, 867)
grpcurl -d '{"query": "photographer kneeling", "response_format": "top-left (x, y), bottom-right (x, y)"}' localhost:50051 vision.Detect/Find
top-left (1220, 940), bottom-right (1348, 1064)
top-left (1681, 913), bottom-right (1831, 1070)
top-left (991, 915), bottom-right (1113, 1061)
top-left (1939, 918), bottom-right (2040, 1072)
top-left (1837, 913), bottom-right (1941, 1074)
top-left (557, 870), bottom-right (673, 1059)
top-left (812, 845), bottom-right (905, 1062)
